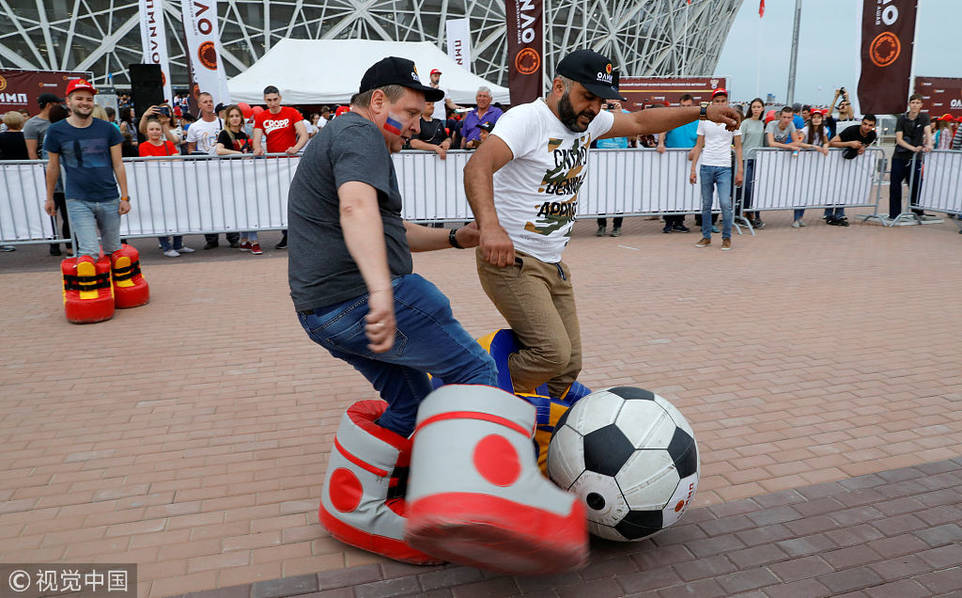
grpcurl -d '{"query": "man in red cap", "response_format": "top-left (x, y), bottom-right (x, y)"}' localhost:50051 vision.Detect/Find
top-left (42, 79), bottom-right (130, 259)
top-left (428, 68), bottom-right (459, 122)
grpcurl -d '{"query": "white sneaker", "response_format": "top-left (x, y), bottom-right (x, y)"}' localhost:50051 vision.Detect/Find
top-left (792, 220), bottom-right (801, 228)
top-left (163, 249), bottom-right (180, 257)
top-left (797, 219), bottom-right (807, 227)
top-left (176, 246), bottom-right (195, 253)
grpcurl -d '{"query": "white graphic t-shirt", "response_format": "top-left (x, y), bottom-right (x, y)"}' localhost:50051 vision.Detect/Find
top-left (696, 120), bottom-right (740, 167)
top-left (186, 117), bottom-right (222, 154)
top-left (492, 99), bottom-right (615, 263)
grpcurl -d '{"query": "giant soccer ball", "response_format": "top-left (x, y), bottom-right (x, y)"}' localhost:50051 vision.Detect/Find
top-left (547, 386), bottom-right (699, 541)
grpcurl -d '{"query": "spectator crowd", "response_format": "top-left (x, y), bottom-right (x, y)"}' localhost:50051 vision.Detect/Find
top-left (2, 75), bottom-right (962, 257)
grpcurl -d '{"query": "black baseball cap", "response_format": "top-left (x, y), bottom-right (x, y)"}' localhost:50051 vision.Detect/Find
top-left (359, 57), bottom-right (444, 102)
top-left (556, 49), bottom-right (627, 101)
top-left (38, 93), bottom-right (63, 107)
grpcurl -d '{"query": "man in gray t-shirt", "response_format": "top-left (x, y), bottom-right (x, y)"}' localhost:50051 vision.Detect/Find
top-left (288, 56), bottom-right (497, 437)
top-left (288, 55), bottom-right (497, 566)
top-left (24, 93), bottom-right (69, 255)
top-left (765, 107), bottom-right (799, 147)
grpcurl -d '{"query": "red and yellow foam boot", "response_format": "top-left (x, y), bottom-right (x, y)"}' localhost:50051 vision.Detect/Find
top-left (318, 400), bottom-right (443, 565)
top-left (62, 255), bottom-right (114, 324)
top-left (110, 244), bottom-right (149, 308)
top-left (404, 385), bottom-right (589, 574)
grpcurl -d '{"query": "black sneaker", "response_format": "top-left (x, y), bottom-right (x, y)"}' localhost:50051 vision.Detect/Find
top-left (662, 224), bottom-right (672, 234)
top-left (839, 218), bottom-right (849, 227)
top-left (672, 224), bottom-right (690, 232)
top-left (50, 245), bottom-right (62, 256)
top-left (275, 235), bottom-right (288, 249)
top-left (826, 218), bottom-right (839, 226)
top-left (203, 241), bottom-right (218, 250)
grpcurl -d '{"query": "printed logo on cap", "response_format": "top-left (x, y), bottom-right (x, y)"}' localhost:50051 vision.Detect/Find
top-left (515, 48), bottom-right (540, 76)
top-left (411, 65), bottom-right (422, 82)
top-left (605, 63), bottom-right (612, 75)
top-left (596, 68), bottom-right (613, 85)
top-left (0, 76), bottom-right (6, 91)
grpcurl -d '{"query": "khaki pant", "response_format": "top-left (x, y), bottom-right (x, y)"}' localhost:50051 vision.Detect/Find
top-left (475, 249), bottom-right (582, 397)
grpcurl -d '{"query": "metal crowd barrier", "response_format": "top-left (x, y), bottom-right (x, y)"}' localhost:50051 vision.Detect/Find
top-left (750, 147), bottom-right (885, 214)
top-left (916, 150), bottom-right (962, 224)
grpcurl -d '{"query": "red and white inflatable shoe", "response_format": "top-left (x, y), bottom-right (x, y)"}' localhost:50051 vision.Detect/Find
top-left (404, 385), bottom-right (588, 574)
top-left (62, 255), bottom-right (114, 324)
top-left (110, 244), bottom-right (149, 308)
top-left (318, 400), bottom-right (443, 565)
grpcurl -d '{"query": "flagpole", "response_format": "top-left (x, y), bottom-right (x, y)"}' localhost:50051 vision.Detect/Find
top-left (908, 0), bottom-right (919, 100)
top-left (786, 0), bottom-right (802, 104)
top-left (682, 1), bottom-right (690, 75)
top-left (755, 7), bottom-right (761, 97)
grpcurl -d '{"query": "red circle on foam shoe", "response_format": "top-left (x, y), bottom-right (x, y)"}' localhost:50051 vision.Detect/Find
top-left (329, 468), bottom-right (363, 512)
top-left (473, 434), bottom-right (521, 487)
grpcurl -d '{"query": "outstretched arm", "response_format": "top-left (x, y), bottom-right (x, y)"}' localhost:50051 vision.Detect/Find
top-left (601, 104), bottom-right (738, 140)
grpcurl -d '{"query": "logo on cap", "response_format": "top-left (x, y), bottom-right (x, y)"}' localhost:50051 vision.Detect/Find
top-left (605, 63), bottom-right (612, 75)
top-left (0, 76), bottom-right (6, 92)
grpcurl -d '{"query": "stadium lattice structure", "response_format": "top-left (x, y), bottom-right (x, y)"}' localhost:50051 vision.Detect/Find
top-left (0, 0), bottom-right (742, 90)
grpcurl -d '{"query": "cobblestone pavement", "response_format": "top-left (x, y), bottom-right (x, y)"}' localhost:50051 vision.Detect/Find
top-left (1, 211), bottom-right (961, 597)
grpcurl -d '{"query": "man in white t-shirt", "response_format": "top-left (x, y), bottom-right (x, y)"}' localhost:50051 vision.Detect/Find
top-left (185, 92), bottom-right (222, 155)
top-left (690, 88), bottom-right (743, 250)
top-left (464, 49), bottom-right (738, 400)
top-left (428, 69), bottom-right (459, 122)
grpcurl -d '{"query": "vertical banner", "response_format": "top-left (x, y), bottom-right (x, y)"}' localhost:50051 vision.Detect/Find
top-left (180, 0), bottom-right (230, 106)
top-left (857, 0), bottom-right (917, 114)
top-left (504, 0), bottom-right (544, 105)
top-left (139, 0), bottom-right (173, 103)
top-left (445, 18), bottom-right (472, 72)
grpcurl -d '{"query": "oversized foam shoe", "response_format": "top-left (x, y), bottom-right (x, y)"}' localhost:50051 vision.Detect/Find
top-left (436, 329), bottom-right (593, 473)
top-left (111, 244), bottom-right (149, 308)
top-left (62, 256), bottom-right (114, 324)
top-left (318, 400), bottom-right (443, 565)
top-left (404, 385), bottom-right (588, 574)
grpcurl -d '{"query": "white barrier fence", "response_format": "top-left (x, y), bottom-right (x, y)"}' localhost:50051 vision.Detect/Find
top-left (4, 146), bottom-right (960, 244)
top-left (751, 148), bottom-right (885, 211)
top-left (917, 150), bottom-right (962, 216)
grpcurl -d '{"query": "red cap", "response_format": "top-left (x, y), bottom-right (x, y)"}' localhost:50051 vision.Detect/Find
top-left (430, 68), bottom-right (442, 75)
top-left (173, 107), bottom-right (183, 117)
top-left (938, 113), bottom-right (954, 121)
top-left (711, 88), bottom-right (728, 98)
top-left (956, 116), bottom-right (962, 123)
top-left (66, 78), bottom-right (97, 96)
top-left (810, 108), bottom-right (827, 116)
top-left (334, 105), bottom-right (350, 117)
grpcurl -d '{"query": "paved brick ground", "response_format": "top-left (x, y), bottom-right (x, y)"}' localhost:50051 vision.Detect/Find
top-left (163, 458), bottom-right (962, 598)
top-left (1, 210), bottom-right (961, 597)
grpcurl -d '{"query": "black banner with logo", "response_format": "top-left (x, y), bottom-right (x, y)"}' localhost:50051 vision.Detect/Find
top-left (858, 0), bottom-right (917, 114)
top-left (505, 0), bottom-right (544, 105)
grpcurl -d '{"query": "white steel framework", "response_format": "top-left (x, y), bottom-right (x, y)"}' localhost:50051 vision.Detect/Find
top-left (0, 0), bottom-right (742, 90)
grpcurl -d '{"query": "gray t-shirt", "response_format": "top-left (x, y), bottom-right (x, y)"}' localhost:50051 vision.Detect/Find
top-left (288, 111), bottom-right (412, 312)
top-left (739, 118), bottom-right (765, 160)
top-left (765, 120), bottom-right (797, 146)
top-left (23, 116), bottom-right (51, 157)
top-left (24, 115), bottom-right (64, 192)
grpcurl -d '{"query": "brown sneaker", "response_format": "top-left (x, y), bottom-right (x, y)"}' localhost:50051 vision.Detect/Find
top-left (695, 238), bottom-right (711, 248)
top-left (721, 238), bottom-right (732, 251)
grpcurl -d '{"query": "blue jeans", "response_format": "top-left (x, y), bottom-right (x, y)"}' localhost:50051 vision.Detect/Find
top-left (297, 273), bottom-right (498, 437)
top-left (794, 209), bottom-right (806, 221)
top-left (158, 236), bottom-right (185, 251)
top-left (823, 207), bottom-right (846, 219)
top-left (66, 198), bottom-right (121, 258)
top-left (742, 159), bottom-right (756, 215)
top-left (700, 165), bottom-right (733, 239)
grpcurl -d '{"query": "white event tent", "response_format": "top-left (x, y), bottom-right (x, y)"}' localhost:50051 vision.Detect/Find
top-left (228, 39), bottom-right (509, 105)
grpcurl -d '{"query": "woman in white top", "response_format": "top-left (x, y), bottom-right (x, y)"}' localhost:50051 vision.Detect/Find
top-left (798, 110), bottom-right (836, 225)
top-left (739, 98), bottom-right (766, 229)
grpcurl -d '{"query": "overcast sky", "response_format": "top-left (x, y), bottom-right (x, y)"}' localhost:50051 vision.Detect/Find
top-left (715, 0), bottom-right (961, 109)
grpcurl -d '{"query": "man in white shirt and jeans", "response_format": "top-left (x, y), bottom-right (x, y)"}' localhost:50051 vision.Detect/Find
top-left (690, 88), bottom-right (743, 250)
top-left (464, 49), bottom-right (738, 400)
